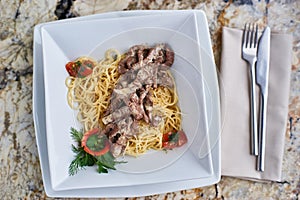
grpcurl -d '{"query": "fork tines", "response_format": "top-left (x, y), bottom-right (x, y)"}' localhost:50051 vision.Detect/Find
top-left (243, 23), bottom-right (258, 49)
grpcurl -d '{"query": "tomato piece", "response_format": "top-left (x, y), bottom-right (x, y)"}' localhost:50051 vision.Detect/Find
top-left (83, 60), bottom-right (95, 68)
top-left (162, 141), bottom-right (177, 149)
top-left (81, 128), bottom-right (110, 156)
top-left (162, 130), bottom-right (187, 149)
top-left (65, 61), bottom-right (78, 77)
top-left (177, 130), bottom-right (188, 147)
top-left (162, 132), bottom-right (170, 143)
top-left (77, 60), bottom-right (95, 78)
top-left (65, 59), bottom-right (95, 78)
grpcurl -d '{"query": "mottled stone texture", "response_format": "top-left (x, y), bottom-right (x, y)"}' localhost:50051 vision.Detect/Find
top-left (0, 0), bottom-right (299, 199)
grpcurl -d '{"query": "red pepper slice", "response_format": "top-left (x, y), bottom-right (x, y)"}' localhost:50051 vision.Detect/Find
top-left (81, 128), bottom-right (110, 156)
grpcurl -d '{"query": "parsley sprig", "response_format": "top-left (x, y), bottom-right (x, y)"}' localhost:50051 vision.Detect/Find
top-left (68, 127), bottom-right (124, 176)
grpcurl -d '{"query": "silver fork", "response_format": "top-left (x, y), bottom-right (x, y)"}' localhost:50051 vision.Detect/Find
top-left (242, 23), bottom-right (259, 156)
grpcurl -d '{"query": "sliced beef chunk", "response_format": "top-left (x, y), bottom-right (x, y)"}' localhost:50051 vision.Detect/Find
top-left (111, 143), bottom-right (125, 158)
top-left (118, 44), bottom-right (174, 75)
top-left (104, 44), bottom-right (175, 158)
top-left (129, 92), bottom-right (144, 120)
top-left (157, 70), bottom-right (174, 88)
top-left (101, 123), bottom-right (118, 137)
top-left (102, 106), bottom-right (131, 125)
top-left (144, 90), bottom-right (153, 123)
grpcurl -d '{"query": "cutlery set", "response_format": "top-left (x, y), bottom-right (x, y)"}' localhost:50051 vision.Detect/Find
top-left (242, 23), bottom-right (271, 171)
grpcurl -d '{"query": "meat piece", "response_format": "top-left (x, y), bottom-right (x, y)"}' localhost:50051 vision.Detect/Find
top-left (108, 117), bottom-right (138, 157)
top-left (118, 44), bottom-right (175, 75)
top-left (117, 117), bottom-right (137, 137)
top-left (132, 64), bottom-right (174, 89)
top-left (102, 106), bottom-right (131, 125)
top-left (101, 123), bottom-right (118, 137)
top-left (136, 65), bottom-right (154, 85)
top-left (118, 62), bottom-right (128, 74)
top-left (118, 45), bottom-right (147, 74)
top-left (130, 120), bottom-right (139, 135)
top-left (143, 44), bottom-right (163, 64)
top-left (111, 143), bottom-right (125, 157)
top-left (118, 51), bottom-right (137, 74)
top-left (137, 48), bottom-right (145, 64)
top-left (157, 70), bottom-right (174, 88)
top-left (110, 133), bottom-right (128, 157)
top-left (126, 56), bottom-right (137, 69)
top-left (128, 85), bottom-right (152, 123)
top-left (104, 44), bottom-right (176, 157)
top-left (106, 114), bottom-right (136, 142)
top-left (110, 132), bottom-right (121, 143)
top-left (116, 69), bottom-right (137, 89)
top-left (162, 45), bottom-right (175, 67)
top-left (129, 45), bottom-right (147, 56)
top-left (139, 85), bottom-right (151, 123)
top-left (130, 92), bottom-right (139, 103)
top-left (116, 135), bottom-right (127, 146)
top-left (144, 91), bottom-right (153, 122)
top-left (151, 64), bottom-right (159, 88)
top-left (105, 92), bottom-right (127, 115)
top-left (144, 44), bottom-right (174, 67)
top-left (128, 93), bottom-right (144, 120)
top-left (125, 65), bottom-right (154, 91)
top-left (118, 55), bottom-right (130, 74)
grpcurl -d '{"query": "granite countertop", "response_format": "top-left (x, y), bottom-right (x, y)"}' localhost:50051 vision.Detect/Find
top-left (0, 0), bottom-right (299, 199)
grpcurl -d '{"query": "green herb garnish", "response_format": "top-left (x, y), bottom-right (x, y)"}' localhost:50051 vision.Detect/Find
top-left (68, 127), bottom-right (125, 176)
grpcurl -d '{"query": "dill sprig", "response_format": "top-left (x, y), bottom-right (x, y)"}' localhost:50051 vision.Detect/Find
top-left (68, 128), bottom-right (97, 176)
top-left (69, 144), bottom-right (97, 176)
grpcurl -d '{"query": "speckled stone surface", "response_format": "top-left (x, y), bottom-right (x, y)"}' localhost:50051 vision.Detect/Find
top-left (0, 0), bottom-right (299, 199)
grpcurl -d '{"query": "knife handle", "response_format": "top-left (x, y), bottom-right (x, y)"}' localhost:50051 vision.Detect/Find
top-left (257, 92), bottom-right (267, 171)
top-left (249, 66), bottom-right (259, 156)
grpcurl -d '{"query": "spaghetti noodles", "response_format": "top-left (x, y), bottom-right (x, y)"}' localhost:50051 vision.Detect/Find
top-left (65, 45), bottom-right (186, 158)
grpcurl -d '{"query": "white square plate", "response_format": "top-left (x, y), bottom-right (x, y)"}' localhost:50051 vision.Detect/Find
top-left (33, 10), bottom-right (221, 197)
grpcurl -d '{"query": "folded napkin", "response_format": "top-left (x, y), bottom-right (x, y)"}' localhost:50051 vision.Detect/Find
top-left (220, 27), bottom-right (292, 182)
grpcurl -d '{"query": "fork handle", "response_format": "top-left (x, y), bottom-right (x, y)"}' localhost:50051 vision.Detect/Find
top-left (250, 64), bottom-right (258, 156)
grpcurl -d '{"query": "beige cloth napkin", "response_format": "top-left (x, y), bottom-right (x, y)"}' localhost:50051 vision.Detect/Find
top-left (220, 27), bottom-right (292, 182)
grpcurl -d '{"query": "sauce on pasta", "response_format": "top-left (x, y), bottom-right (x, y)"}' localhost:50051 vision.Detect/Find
top-left (65, 44), bottom-right (187, 158)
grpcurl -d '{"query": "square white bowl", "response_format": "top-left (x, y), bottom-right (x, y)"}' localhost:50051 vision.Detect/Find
top-left (33, 10), bottom-right (221, 197)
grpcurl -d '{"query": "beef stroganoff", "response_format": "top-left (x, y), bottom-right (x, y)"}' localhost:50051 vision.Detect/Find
top-left (66, 44), bottom-right (188, 175)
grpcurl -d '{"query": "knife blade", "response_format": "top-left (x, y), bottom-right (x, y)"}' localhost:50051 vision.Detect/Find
top-left (256, 26), bottom-right (271, 172)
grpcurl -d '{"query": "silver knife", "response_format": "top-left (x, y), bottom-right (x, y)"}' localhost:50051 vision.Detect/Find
top-left (256, 26), bottom-right (271, 171)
